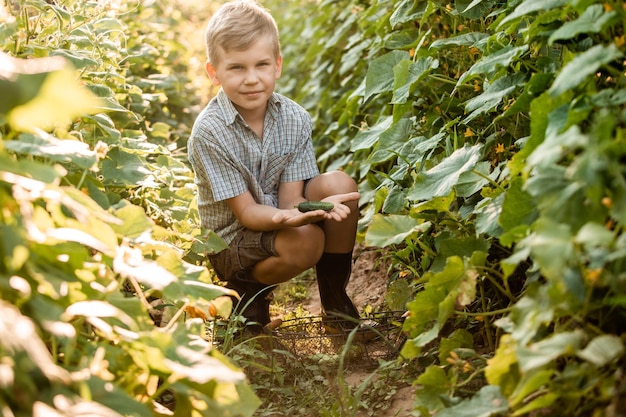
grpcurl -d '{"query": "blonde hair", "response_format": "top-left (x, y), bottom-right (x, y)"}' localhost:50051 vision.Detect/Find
top-left (204, 1), bottom-right (281, 65)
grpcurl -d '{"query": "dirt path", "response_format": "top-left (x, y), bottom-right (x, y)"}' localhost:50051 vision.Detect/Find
top-left (293, 246), bottom-right (416, 417)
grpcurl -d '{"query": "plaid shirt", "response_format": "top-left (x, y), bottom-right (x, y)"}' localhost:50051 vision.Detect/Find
top-left (188, 89), bottom-right (319, 244)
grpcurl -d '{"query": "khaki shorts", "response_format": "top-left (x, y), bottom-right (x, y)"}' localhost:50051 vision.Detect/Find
top-left (208, 229), bottom-right (278, 282)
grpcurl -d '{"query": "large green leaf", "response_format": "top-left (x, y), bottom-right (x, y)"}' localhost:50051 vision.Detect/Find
top-left (413, 365), bottom-right (450, 410)
top-left (430, 32), bottom-right (489, 50)
top-left (392, 57), bottom-right (439, 104)
top-left (456, 45), bottom-right (528, 86)
top-left (516, 331), bottom-right (583, 372)
top-left (498, 0), bottom-right (568, 27)
top-left (432, 234), bottom-right (490, 272)
top-left (576, 334), bottom-right (625, 367)
top-left (455, 161), bottom-right (492, 197)
top-left (101, 147), bottom-right (153, 186)
top-left (407, 144), bottom-right (483, 201)
top-left (549, 44), bottom-right (624, 97)
top-left (435, 385), bottom-right (508, 417)
top-left (364, 214), bottom-right (431, 247)
top-left (499, 177), bottom-right (538, 231)
top-left (485, 335), bottom-right (521, 395)
top-left (464, 73), bottom-right (525, 122)
top-left (111, 203), bottom-right (153, 239)
top-left (527, 219), bottom-right (574, 280)
top-left (456, 0), bottom-right (497, 19)
top-left (5, 133), bottom-right (97, 170)
top-left (548, 5), bottom-right (617, 44)
top-left (350, 116), bottom-right (393, 152)
top-left (367, 117), bottom-right (414, 164)
top-left (7, 66), bottom-right (103, 132)
top-left (364, 50), bottom-right (409, 101)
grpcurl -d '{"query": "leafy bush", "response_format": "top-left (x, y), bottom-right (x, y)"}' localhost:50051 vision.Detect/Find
top-left (0, 1), bottom-right (259, 415)
top-left (268, 0), bottom-right (626, 415)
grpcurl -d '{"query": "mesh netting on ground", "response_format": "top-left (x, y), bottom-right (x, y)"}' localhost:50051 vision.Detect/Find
top-left (208, 311), bottom-right (407, 369)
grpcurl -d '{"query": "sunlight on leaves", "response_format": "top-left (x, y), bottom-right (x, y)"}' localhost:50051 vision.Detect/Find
top-left (8, 67), bottom-right (103, 132)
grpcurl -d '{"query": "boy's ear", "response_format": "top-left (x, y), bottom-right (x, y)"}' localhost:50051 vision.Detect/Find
top-left (205, 62), bottom-right (221, 86)
top-left (275, 55), bottom-right (283, 79)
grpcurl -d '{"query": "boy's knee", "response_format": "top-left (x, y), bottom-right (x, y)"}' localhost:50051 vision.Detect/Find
top-left (308, 171), bottom-right (357, 198)
top-left (276, 224), bottom-right (324, 270)
top-left (296, 225), bottom-right (325, 266)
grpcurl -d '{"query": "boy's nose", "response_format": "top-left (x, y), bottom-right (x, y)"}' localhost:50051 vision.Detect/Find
top-left (244, 71), bottom-right (259, 84)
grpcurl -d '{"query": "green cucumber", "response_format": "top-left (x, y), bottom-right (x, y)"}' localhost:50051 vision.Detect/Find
top-left (296, 201), bottom-right (334, 212)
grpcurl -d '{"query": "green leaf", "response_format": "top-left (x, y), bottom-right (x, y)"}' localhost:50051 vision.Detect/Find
top-left (432, 235), bottom-right (490, 272)
top-left (7, 66), bottom-right (103, 132)
top-left (498, 72), bottom-right (553, 119)
top-left (364, 50), bottom-right (409, 101)
top-left (509, 369), bottom-right (555, 408)
top-left (455, 161), bottom-right (492, 197)
top-left (548, 5), bottom-right (617, 44)
top-left (114, 246), bottom-right (178, 291)
top-left (5, 133), bottom-right (97, 170)
top-left (414, 365), bottom-right (450, 411)
top-left (50, 49), bottom-right (100, 69)
top-left (576, 334), bottom-right (624, 367)
top-left (111, 204), bottom-right (153, 239)
top-left (350, 116), bottom-right (393, 152)
top-left (575, 222), bottom-right (614, 249)
top-left (498, 0), bottom-right (568, 27)
top-left (65, 300), bottom-right (136, 329)
top-left (527, 219), bottom-right (574, 280)
top-left (364, 214), bottom-right (431, 247)
top-left (390, 0), bottom-right (428, 26)
top-left (549, 44), bottom-right (623, 97)
top-left (412, 192), bottom-right (456, 213)
top-left (485, 335), bottom-right (521, 393)
top-left (516, 331), bottom-right (583, 372)
top-left (101, 147), bottom-right (153, 186)
top-left (439, 329), bottom-right (474, 363)
top-left (407, 144), bottom-right (483, 201)
top-left (430, 32), bottom-right (489, 50)
top-left (508, 91), bottom-right (571, 177)
top-left (456, 0), bottom-right (497, 19)
top-left (512, 392), bottom-right (559, 416)
top-left (475, 196), bottom-right (504, 238)
top-left (397, 133), bottom-right (445, 166)
top-left (404, 256), bottom-right (468, 343)
top-left (464, 73), bottom-right (525, 122)
top-left (392, 57), bottom-right (439, 104)
top-left (457, 45), bottom-right (528, 86)
top-left (435, 385), bottom-right (508, 417)
top-left (368, 118), bottom-right (414, 164)
top-left (165, 346), bottom-right (245, 384)
top-left (499, 177), bottom-right (538, 232)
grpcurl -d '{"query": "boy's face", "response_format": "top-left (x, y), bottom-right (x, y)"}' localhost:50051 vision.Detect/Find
top-left (206, 38), bottom-right (282, 119)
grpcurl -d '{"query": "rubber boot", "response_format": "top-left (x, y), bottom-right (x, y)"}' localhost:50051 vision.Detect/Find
top-left (315, 252), bottom-right (361, 332)
top-left (226, 270), bottom-right (273, 335)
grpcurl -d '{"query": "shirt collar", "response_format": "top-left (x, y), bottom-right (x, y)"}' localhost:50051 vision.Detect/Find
top-left (217, 89), bottom-right (282, 126)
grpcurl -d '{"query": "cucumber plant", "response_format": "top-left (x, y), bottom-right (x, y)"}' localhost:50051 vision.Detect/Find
top-left (268, 0), bottom-right (626, 415)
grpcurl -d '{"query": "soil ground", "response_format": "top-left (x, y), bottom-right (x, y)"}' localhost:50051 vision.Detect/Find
top-left (279, 246), bottom-right (416, 417)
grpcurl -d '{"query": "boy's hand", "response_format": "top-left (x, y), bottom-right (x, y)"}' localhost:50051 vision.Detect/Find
top-left (272, 191), bottom-right (360, 226)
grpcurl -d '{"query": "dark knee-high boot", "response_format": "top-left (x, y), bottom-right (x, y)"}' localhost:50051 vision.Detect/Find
top-left (226, 270), bottom-right (273, 334)
top-left (316, 252), bottom-right (360, 328)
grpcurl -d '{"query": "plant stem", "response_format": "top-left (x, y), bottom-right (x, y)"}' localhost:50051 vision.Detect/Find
top-left (454, 306), bottom-right (513, 317)
top-left (470, 169), bottom-right (505, 192)
top-left (479, 279), bottom-right (494, 351)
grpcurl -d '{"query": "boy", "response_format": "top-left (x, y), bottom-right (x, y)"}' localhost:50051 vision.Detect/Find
top-left (188, 0), bottom-right (362, 334)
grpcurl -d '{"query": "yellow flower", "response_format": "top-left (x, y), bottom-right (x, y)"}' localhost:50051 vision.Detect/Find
top-left (495, 143), bottom-right (505, 153)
